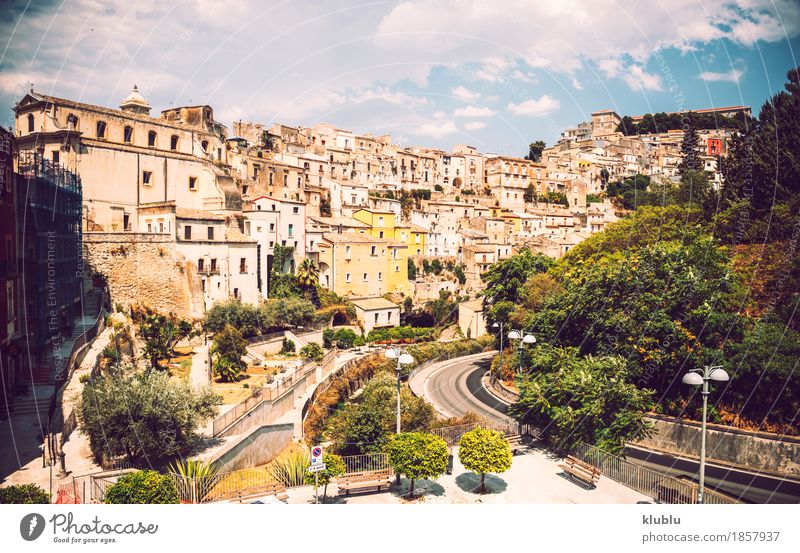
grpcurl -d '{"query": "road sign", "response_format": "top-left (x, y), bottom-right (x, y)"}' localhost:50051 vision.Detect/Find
top-left (311, 445), bottom-right (323, 464)
top-left (308, 463), bottom-right (326, 473)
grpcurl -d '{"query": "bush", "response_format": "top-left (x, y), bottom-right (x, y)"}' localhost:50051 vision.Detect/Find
top-left (0, 483), bottom-right (49, 504)
top-left (280, 337), bottom-right (296, 354)
top-left (322, 328), bottom-right (335, 348)
top-left (299, 342), bottom-right (324, 362)
top-left (334, 328), bottom-right (358, 349)
top-left (366, 325), bottom-right (435, 343)
top-left (267, 451), bottom-right (310, 487)
top-left (434, 184), bottom-right (443, 192)
top-left (458, 428), bottom-right (512, 493)
top-left (303, 453), bottom-right (345, 502)
top-left (388, 432), bottom-right (448, 496)
top-left (80, 369), bottom-right (221, 461)
top-left (211, 325), bottom-right (248, 382)
top-left (104, 470), bottom-right (178, 504)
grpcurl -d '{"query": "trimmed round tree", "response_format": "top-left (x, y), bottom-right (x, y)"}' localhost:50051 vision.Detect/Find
top-left (0, 483), bottom-right (49, 504)
top-left (387, 432), bottom-right (448, 496)
top-left (304, 453), bottom-right (346, 502)
top-left (458, 428), bottom-right (513, 493)
top-left (104, 470), bottom-right (179, 504)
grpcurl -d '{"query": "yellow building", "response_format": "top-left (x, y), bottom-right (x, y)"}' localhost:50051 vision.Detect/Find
top-left (317, 231), bottom-right (409, 297)
top-left (352, 208), bottom-right (426, 257)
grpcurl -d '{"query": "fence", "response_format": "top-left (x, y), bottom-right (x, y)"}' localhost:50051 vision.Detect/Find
top-left (341, 453), bottom-right (391, 474)
top-left (430, 420), bottom-right (536, 446)
top-left (212, 350), bottom-right (335, 437)
top-left (570, 442), bottom-right (740, 505)
top-left (55, 468), bottom-right (136, 504)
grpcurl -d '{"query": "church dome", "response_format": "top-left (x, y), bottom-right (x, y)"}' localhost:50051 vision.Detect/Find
top-left (120, 85), bottom-right (151, 115)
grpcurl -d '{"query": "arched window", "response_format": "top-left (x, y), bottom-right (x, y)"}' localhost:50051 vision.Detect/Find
top-left (96, 120), bottom-right (107, 139)
top-left (201, 140), bottom-right (208, 152)
top-left (67, 114), bottom-right (79, 131)
top-left (170, 135), bottom-right (179, 150)
top-left (27, 113), bottom-right (34, 132)
top-left (123, 126), bottom-right (133, 143)
top-left (148, 131), bottom-right (157, 147)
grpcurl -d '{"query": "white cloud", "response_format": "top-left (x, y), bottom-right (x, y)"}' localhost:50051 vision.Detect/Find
top-left (464, 121), bottom-right (487, 131)
top-left (622, 65), bottom-right (664, 91)
top-left (698, 68), bottom-right (745, 83)
top-left (507, 95), bottom-right (560, 117)
top-left (570, 76), bottom-right (583, 90)
top-left (433, 110), bottom-right (446, 119)
top-left (413, 120), bottom-right (458, 138)
top-left (451, 85), bottom-right (480, 102)
top-left (453, 106), bottom-right (496, 118)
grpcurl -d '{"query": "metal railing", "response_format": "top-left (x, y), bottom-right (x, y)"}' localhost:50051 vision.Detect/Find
top-left (341, 453), bottom-right (391, 474)
top-left (570, 442), bottom-right (740, 505)
top-left (430, 420), bottom-right (533, 446)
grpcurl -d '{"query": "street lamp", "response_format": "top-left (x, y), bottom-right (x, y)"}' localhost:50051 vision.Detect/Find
top-left (386, 346), bottom-right (414, 486)
top-left (682, 364), bottom-right (730, 504)
top-left (508, 329), bottom-right (536, 373)
top-left (492, 322), bottom-right (505, 382)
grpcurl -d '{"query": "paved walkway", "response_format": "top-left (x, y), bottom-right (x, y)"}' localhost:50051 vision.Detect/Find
top-left (280, 445), bottom-right (651, 505)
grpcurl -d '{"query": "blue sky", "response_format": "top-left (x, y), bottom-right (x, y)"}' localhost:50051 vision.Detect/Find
top-left (1, 0), bottom-right (798, 156)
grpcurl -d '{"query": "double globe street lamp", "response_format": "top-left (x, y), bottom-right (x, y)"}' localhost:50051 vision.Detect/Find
top-left (508, 329), bottom-right (536, 373)
top-left (385, 347), bottom-right (414, 486)
top-left (682, 364), bottom-right (730, 504)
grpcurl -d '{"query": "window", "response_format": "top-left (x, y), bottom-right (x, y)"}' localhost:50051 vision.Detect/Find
top-left (374, 313), bottom-right (379, 324)
top-left (370, 245), bottom-right (377, 256)
top-left (363, 272), bottom-right (368, 281)
top-left (198, 259), bottom-right (204, 272)
top-left (269, 241), bottom-right (274, 248)
top-left (142, 171), bottom-right (152, 185)
top-left (378, 272), bottom-right (382, 280)
top-left (345, 272), bottom-right (351, 282)
top-left (210, 258), bottom-right (217, 272)
top-left (293, 206), bottom-right (299, 214)
top-left (147, 223), bottom-right (152, 232)
top-left (379, 231), bottom-right (384, 239)
top-left (242, 184), bottom-right (249, 196)
top-left (233, 288), bottom-right (239, 299)
top-left (170, 135), bottom-right (179, 150)
top-left (159, 221), bottom-right (164, 233)
top-left (269, 223), bottom-right (275, 231)
top-left (269, 172), bottom-right (274, 185)
top-left (288, 224), bottom-right (294, 237)
top-left (123, 126), bottom-right (133, 143)
top-left (189, 176), bottom-right (197, 190)
top-left (27, 113), bottom-right (34, 132)
top-left (96, 120), bottom-right (106, 138)
top-left (240, 258), bottom-right (247, 273)
top-left (148, 131), bottom-right (157, 147)
top-left (345, 245), bottom-right (352, 259)
top-left (184, 225), bottom-right (192, 239)
top-left (283, 174), bottom-right (288, 186)
top-left (201, 140), bottom-right (208, 152)
top-left (395, 264), bottom-right (400, 272)
top-left (388, 311), bottom-right (392, 322)
top-left (281, 240), bottom-right (286, 247)
top-left (67, 114), bottom-right (79, 130)
top-left (207, 226), bottom-right (214, 240)
top-left (52, 150), bottom-right (59, 164)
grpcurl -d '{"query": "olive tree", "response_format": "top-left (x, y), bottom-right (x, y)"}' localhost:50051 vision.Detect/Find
top-left (458, 428), bottom-right (512, 493)
top-left (387, 432), bottom-right (448, 496)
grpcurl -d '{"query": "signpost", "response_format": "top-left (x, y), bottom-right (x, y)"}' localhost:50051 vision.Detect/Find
top-left (310, 446), bottom-right (324, 503)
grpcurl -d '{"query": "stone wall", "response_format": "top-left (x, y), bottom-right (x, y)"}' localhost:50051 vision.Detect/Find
top-left (83, 233), bottom-right (203, 318)
top-left (211, 423), bottom-right (294, 471)
top-left (637, 416), bottom-right (800, 478)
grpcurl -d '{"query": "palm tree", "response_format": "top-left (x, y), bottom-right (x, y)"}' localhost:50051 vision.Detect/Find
top-left (296, 258), bottom-right (320, 305)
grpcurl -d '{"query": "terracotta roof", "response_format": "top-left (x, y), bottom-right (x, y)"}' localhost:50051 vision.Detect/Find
top-left (176, 208), bottom-right (225, 221)
top-left (225, 228), bottom-right (257, 243)
top-left (309, 216), bottom-right (369, 228)
top-left (322, 231), bottom-right (385, 244)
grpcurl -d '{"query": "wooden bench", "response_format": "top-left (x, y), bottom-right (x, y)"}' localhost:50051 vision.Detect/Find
top-left (336, 469), bottom-right (393, 496)
top-left (507, 434), bottom-right (526, 456)
top-left (559, 455), bottom-right (602, 488)
top-left (235, 482), bottom-right (289, 503)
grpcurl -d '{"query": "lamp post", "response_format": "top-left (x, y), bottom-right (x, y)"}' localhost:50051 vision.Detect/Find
top-left (682, 364), bottom-right (730, 504)
top-left (492, 322), bottom-right (504, 383)
top-left (507, 329), bottom-right (536, 373)
top-left (386, 346), bottom-right (414, 486)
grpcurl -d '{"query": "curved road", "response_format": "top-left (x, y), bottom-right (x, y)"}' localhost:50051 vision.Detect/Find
top-left (411, 352), bottom-right (511, 423)
top-left (411, 352), bottom-right (800, 504)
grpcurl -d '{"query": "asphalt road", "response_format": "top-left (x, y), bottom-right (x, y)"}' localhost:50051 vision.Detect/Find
top-left (413, 352), bottom-right (800, 504)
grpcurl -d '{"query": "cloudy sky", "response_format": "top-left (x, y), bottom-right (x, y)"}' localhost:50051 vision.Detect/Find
top-left (1, 0), bottom-right (798, 155)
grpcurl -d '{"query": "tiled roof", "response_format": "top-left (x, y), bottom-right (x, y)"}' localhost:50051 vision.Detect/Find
top-left (351, 297), bottom-right (399, 310)
top-left (176, 208), bottom-right (225, 221)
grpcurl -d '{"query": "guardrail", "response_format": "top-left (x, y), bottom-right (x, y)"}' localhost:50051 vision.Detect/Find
top-left (341, 453), bottom-right (391, 474)
top-left (212, 350), bottom-right (336, 437)
top-left (570, 442), bottom-right (740, 505)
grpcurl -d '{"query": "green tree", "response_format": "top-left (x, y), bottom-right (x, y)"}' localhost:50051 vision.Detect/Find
top-left (425, 290), bottom-right (458, 326)
top-left (299, 342), bottom-right (324, 362)
top-left (0, 483), bottom-right (49, 504)
top-left (481, 248), bottom-right (554, 306)
top-left (80, 370), bottom-right (221, 461)
top-left (304, 453), bottom-right (346, 502)
top-left (296, 258), bottom-right (320, 303)
top-left (524, 183), bottom-right (537, 203)
top-left (322, 328), bottom-right (335, 348)
top-left (333, 328), bottom-right (358, 349)
top-left (132, 307), bottom-right (195, 371)
top-left (387, 432), bottom-right (448, 496)
top-left (430, 258), bottom-right (443, 275)
top-left (204, 300), bottom-right (261, 337)
top-left (407, 258), bottom-right (417, 280)
top-left (280, 337), bottom-right (296, 354)
top-left (259, 297), bottom-right (316, 329)
top-left (453, 263), bottom-right (466, 285)
top-left (104, 470), bottom-right (179, 504)
top-left (458, 428), bottom-right (513, 493)
top-left (678, 113), bottom-right (702, 175)
top-left (211, 324), bottom-right (248, 382)
top-left (509, 348), bottom-right (654, 454)
top-left (525, 140), bottom-right (545, 162)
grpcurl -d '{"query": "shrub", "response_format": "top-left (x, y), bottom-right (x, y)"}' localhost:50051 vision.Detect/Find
top-left (458, 428), bottom-right (512, 493)
top-left (334, 328), bottom-right (358, 349)
top-left (434, 184), bottom-right (443, 192)
top-left (131, 306), bottom-right (196, 371)
top-left (211, 325), bottom-right (248, 382)
top-left (104, 470), bottom-right (178, 504)
top-left (80, 369), bottom-right (221, 461)
top-left (0, 483), bottom-right (49, 504)
top-left (322, 328), bottom-right (335, 348)
top-left (167, 459), bottom-right (220, 503)
top-left (299, 342), bottom-right (324, 362)
top-left (303, 453), bottom-right (346, 502)
top-left (267, 451), bottom-right (310, 487)
top-left (280, 337), bottom-right (296, 354)
top-left (388, 432), bottom-right (448, 496)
